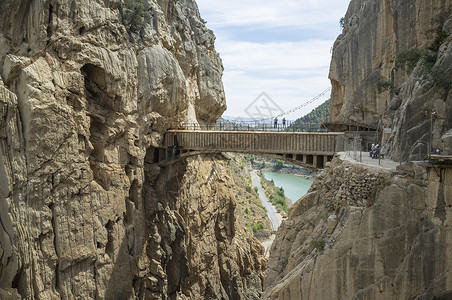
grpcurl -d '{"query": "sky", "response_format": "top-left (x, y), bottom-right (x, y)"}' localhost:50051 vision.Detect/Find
top-left (195, 0), bottom-right (351, 120)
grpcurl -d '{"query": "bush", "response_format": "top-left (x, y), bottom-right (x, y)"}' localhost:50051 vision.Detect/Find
top-left (277, 188), bottom-right (285, 198)
top-left (376, 76), bottom-right (392, 93)
top-left (244, 208), bottom-right (249, 214)
top-left (252, 222), bottom-right (265, 232)
top-left (274, 160), bottom-right (284, 169)
top-left (431, 67), bottom-right (452, 90)
top-left (123, 0), bottom-right (146, 32)
top-left (245, 186), bottom-right (252, 193)
top-left (395, 48), bottom-right (426, 74)
top-left (428, 31), bottom-right (448, 52)
top-left (254, 187), bottom-right (258, 193)
top-left (311, 239), bottom-right (326, 251)
top-left (395, 47), bottom-right (450, 91)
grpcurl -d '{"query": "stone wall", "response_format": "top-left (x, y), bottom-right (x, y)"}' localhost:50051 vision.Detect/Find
top-left (264, 159), bottom-right (452, 299)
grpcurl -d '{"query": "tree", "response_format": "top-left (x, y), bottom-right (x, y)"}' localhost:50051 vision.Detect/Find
top-left (275, 160), bottom-right (284, 169)
top-left (288, 99), bottom-right (330, 131)
top-left (123, 0), bottom-right (146, 32)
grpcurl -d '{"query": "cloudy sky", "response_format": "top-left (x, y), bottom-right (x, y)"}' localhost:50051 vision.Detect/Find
top-left (196, 0), bottom-right (351, 120)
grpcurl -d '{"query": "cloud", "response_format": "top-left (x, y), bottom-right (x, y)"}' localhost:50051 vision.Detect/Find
top-left (196, 0), bottom-right (350, 29)
top-left (195, 0), bottom-right (351, 118)
top-left (217, 39), bottom-right (333, 74)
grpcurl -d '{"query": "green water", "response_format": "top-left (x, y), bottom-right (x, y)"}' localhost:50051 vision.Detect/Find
top-left (262, 171), bottom-right (314, 204)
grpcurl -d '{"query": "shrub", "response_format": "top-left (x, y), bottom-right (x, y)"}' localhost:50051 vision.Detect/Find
top-left (376, 76), bottom-right (392, 93)
top-left (254, 187), bottom-right (258, 193)
top-left (311, 239), bottom-right (326, 251)
top-left (252, 222), bottom-right (265, 232)
top-left (245, 208), bottom-right (249, 214)
top-left (123, 0), bottom-right (146, 32)
top-left (395, 48), bottom-right (426, 74)
top-left (245, 186), bottom-right (252, 193)
top-left (274, 160), bottom-right (284, 169)
top-left (428, 31), bottom-right (448, 52)
top-left (431, 67), bottom-right (452, 90)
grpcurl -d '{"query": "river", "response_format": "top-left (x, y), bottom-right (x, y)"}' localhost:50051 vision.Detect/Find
top-left (262, 171), bottom-right (313, 204)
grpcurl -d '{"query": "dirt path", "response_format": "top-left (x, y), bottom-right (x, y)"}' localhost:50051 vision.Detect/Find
top-left (251, 170), bottom-right (284, 256)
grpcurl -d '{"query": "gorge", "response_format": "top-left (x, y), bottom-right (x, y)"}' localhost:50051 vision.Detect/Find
top-left (0, 0), bottom-right (451, 299)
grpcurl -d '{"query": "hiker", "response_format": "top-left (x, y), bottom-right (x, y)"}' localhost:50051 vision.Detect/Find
top-left (282, 118), bottom-right (286, 128)
top-left (376, 144), bottom-right (381, 158)
top-left (369, 143), bottom-right (375, 157)
top-left (274, 117), bottom-right (278, 128)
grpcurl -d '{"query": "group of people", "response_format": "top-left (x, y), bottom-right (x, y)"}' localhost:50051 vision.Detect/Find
top-left (273, 117), bottom-right (286, 128)
top-left (369, 143), bottom-right (383, 159)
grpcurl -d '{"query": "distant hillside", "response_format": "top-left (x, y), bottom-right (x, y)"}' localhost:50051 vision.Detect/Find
top-left (288, 99), bottom-right (330, 130)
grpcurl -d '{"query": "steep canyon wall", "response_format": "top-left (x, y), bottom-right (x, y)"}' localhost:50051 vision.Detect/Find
top-left (265, 159), bottom-right (452, 299)
top-left (0, 0), bottom-right (265, 299)
top-left (329, 0), bottom-right (452, 160)
top-left (265, 1), bottom-right (452, 298)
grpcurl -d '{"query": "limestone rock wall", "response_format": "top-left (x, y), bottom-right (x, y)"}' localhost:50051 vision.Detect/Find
top-left (0, 0), bottom-right (264, 299)
top-left (264, 159), bottom-right (452, 299)
top-left (329, 0), bottom-right (452, 161)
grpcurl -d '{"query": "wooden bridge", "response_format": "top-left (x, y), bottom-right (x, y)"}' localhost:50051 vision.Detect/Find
top-left (154, 130), bottom-right (345, 170)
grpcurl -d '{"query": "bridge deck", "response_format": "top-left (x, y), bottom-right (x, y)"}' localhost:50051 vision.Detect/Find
top-left (157, 130), bottom-right (345, 169)
top-left (163, 130), bottom-right (343, 155)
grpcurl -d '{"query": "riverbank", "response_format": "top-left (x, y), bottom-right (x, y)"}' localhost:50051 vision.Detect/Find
top-left (259, 166), bottom-right (315, 180)
top-left (250, 170), bottom-right (284, 256)
top-left (261, 171), bottom-right (314, 204)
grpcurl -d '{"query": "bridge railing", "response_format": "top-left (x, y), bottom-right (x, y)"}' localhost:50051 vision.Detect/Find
top-left (180, 121), bottom-right (327, 132)
top-left (164, 131), bottom-right (342, 155)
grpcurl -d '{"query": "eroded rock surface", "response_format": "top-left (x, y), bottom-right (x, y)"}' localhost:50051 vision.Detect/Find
top-left (264, 159), bottom-right (452, 299)
top-left (329, 0), bottom-right (452, 160)
top-left (0, 0), bottom-right (264, 299)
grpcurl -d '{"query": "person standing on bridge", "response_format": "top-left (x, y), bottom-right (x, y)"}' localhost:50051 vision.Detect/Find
top-left (274, 117), bottom-right (278, 129)
top-left (282, 118), bottom-right (286, 128)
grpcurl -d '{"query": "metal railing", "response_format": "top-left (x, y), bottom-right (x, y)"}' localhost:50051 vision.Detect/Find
top-left (179, 121), bottom-right (327, 132)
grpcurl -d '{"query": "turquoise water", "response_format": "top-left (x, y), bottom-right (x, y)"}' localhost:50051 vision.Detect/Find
top-left (262, 171), bottom-right (314, 204)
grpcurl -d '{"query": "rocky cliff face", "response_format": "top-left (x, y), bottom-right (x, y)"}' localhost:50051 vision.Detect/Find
top-left (264, 1), bottom-right (452, 298)
top-left (264, 159), bottom-right (452, 299)
top-left (0, 0), bottom-right (265, 299)
top-left (329, 0), bottom-right (452, 160)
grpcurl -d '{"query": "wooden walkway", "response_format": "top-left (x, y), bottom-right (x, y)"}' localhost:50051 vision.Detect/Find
top-left (155, 130), bottom-right (345, 169)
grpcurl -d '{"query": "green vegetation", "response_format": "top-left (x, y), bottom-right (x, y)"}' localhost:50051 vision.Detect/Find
top-left (259, 174), bottom-right (289, 214)
top-left (311, 239), bottom-right (326, 251)
top-left (395, 48), bottom-right (427, 74)
top-left (225, 153), bottom-right (272, 239)
top-left (250, 222), bottom-right (265, 232)
top-left (428, 31), bottom-right (448, 52)
top-left (376, 76), bottom-right (393, 93)
top-left (123, 0), bottom-right (146, 32)
top-left (274, 160), bottom-right (284, 169)
top-left (288, 99), bottom-right (330, 131)
top-left (394, 30), bottom-right (452, 91)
